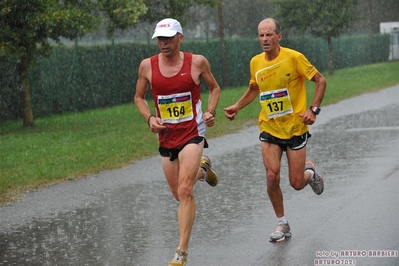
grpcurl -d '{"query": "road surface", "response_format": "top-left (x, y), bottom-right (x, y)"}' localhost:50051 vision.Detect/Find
top-left (1, 85), bottom-right (398, 266)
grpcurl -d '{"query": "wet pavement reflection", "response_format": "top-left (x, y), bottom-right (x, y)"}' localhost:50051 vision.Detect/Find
top-left (1, 89), bottom-right (398, 266)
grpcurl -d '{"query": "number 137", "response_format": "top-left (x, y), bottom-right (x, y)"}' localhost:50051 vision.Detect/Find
top-left (267, 101), bottom-right (283, 112)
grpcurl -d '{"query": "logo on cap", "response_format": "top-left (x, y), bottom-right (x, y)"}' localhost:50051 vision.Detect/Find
top-left (152, 18), bottom-right (183, 39)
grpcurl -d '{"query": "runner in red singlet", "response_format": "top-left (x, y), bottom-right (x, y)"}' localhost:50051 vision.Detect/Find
top-left (134, 18), bottom-right (220, 266)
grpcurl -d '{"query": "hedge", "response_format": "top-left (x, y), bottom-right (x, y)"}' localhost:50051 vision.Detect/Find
top-left (0, 34), bottom-right (390, 121)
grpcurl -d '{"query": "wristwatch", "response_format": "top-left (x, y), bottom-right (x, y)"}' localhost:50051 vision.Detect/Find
top-left (310, 106), bottom-right (321, 115)
top-left (207, 109), bottom-right (216, 117)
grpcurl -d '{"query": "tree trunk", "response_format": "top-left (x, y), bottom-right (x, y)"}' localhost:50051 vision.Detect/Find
top-left (18, 55), bottom-right (34, 127)
top-left (218, 0), bottom-right (228, 87)
top-left (328, 37), bottom-right (334, 75)
top-left (368, 0), bottom-right (375, 63)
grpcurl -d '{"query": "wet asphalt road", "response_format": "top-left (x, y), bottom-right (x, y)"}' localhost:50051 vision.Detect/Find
top-left (0, 86), bottom-right (398, 266)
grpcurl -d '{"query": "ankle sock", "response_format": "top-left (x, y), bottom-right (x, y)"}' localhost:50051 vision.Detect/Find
top-left (278, 216), bottom-right (287, 224)
top-left (201, 167), bottom-right (207, 179)
top-left (306, 169), bottom-right (315, 179)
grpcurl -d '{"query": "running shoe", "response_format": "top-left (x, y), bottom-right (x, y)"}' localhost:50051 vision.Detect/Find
top-left (168, 248), bottom-right (187, 266)
top-left (306, 160), bottom-right (324, 195)
top-left (269, 221), bottom-right (292, 242)
top-left (200, 155), bottom-right (218, 187)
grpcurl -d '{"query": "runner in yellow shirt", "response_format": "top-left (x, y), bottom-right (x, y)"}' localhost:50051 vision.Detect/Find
top-left (224, 18), bottom-right (327, 242)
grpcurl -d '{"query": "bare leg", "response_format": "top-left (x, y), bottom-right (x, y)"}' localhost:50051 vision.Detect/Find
top-left (286, 147), bottom-right (311, 190)
top-left (261, 142), bottom-right (284, 218)
top-left (162, 142), bottom-right (204, 252)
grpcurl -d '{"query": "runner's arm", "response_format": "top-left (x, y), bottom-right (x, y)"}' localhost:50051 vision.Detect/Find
top-left (224, 83), bottom-right (259, 121)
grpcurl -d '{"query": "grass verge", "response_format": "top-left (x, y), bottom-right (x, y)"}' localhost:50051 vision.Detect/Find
top-left (1, 61), bottom-right (398, 205)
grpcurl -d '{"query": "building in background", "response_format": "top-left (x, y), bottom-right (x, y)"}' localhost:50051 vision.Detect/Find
top-left (380, 22), bottom-right (399, 60)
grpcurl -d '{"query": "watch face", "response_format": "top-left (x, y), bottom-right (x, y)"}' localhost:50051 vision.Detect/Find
top-left (311, 106), bottom-right (320, 115)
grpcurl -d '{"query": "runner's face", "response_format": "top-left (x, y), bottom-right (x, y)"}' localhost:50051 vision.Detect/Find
top-left (157, 34), bottom-right (183, 57)
top-left (258, 21), bottom-right (281, 53)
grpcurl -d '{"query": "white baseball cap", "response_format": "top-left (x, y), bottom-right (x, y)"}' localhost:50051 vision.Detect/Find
top-left (152, 18), bottom-right (183, 39)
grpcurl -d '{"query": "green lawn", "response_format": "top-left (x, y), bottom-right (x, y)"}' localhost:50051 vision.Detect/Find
top-left (1, 61), bottom-right (398, 205)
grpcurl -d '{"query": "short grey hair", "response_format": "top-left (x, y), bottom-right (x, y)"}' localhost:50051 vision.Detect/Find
top-left (273, 19), bottom-right (281, 34)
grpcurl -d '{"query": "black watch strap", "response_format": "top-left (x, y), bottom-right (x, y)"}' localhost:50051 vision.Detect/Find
top-left (207, 109), bottom-right (216, 117)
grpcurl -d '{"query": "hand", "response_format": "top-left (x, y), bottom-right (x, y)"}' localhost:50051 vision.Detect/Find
top-left (203, 112), bottom-right (215, 127)
top-left (299, 109), bottom-right (316, 125)
top-left (224, 106), bottom-right (239, 121)
top-left (148, 116), bottom-right (166, 133)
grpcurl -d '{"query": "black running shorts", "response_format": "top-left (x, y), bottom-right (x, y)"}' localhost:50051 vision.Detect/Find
top-left (159, 136), bottom-right (208, 161)
top-left (259, 131), bottom-right (311, 151)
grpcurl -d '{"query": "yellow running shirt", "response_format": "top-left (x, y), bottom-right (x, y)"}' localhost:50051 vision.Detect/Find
top-left (250, 46), bottom-right (318, 139)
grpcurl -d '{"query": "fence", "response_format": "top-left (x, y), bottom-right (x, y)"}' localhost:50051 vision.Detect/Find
top-left (0, 34), bottom-right (390, 121)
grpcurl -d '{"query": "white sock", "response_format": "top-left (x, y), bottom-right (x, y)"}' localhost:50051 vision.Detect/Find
top-left (201, 167), bottom-right (207, 179)
top-left (278, 216), bottom-right (287, 224)
top-left (306, 169), bottom-right (315, 179)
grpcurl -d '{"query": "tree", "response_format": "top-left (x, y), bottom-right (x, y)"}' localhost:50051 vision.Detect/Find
top-left (99, 0), bottom-right (148, 39)
top-left (0, 0), bottom-right (147, 126)
top-left (222, 0), bottom-right (274, 37)
top-left (217, 0), bottom-right (228, 87)
top-left (142, 0), bottom-right (218, 25)
top-left (272, 0), bottom-right (360, 74)
top-left (354, 0), bottom-right (399, 34)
